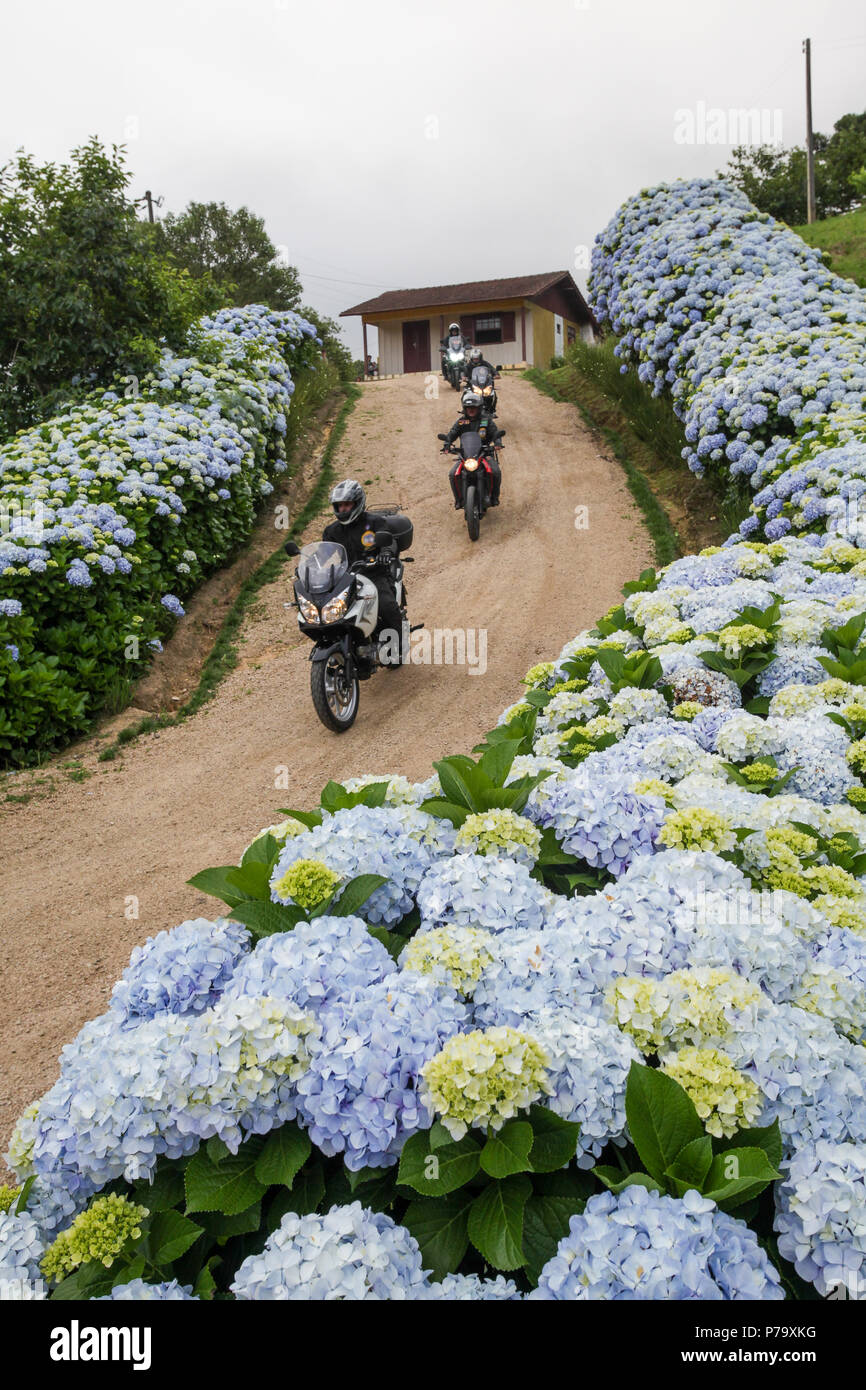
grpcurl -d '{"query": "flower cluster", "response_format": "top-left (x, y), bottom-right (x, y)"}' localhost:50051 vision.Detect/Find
top-left (399, 924), bottom-right (493, 995)
top-left (660, 1047), bottom-right (763, 1138)
top-left (270, 806), bottom-right (434, 925)
top-left (41, 1195), bottom-right (148, 1282)
top-left (454, 809), bottom-right (542, 866)
top-left (420, 1026), bottom-right (551, 1139)
top-left (533, 1187), bottom-right (785, 1299)
top-left (230, 1203), bottom-right (430, 1300)
top-left (774, 1141), bottom-right (866, 1296)
top-left (294, 973), bottom-right (468, 1169)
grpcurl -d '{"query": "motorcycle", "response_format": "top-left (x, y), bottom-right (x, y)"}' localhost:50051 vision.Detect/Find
top-left (440, 335), bottom-right (469, 391)
top-left (285, 511), bottom-right (417, 732)
top-left (438, 429), bottom-right (506, 542)
top-left (468, 363), bottom-right (499, 414)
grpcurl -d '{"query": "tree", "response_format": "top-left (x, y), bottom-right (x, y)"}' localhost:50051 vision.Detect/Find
top-left (721, 110), bottom-right (866, 222)
top-left (0, 139), bottom-right (216, 436)
top-left (154, 202), bottom-right (302, 310)
top-left (156, 201), bottom-right (355, 380)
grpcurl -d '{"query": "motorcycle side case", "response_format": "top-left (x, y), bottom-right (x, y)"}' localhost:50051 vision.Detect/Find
top-left (379, 513), bottom-right (413, 553)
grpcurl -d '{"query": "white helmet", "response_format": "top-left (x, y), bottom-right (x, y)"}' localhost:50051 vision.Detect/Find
top-left (448, 322), bottom-right (460, 335)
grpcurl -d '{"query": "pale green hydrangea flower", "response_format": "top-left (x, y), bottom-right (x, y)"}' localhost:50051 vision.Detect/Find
top-left (672, 701), bottom-right (704, 721)
top-left (400, 925), bottom-right (493, 996)
top-left (421, 1026), bottom-right (552, 1139)
top-left (7, 1102), bottom-right (39, 1178)
top-left (606, 968), bottom-right (763, 1053)
top-left (522, 662), bottom-right (555, 690)
top-left (660, 1047), bottom-right (763, 1138)
top-left (271, 858), bottom-right (343, 912)
top-left (455, 809), bottom-right (542, 867)
top-left (0, 1184), bottom-right (22, 1215)
top-left (657, 807), bottom-right (736, 853)
top-left (717, 623), bottom-right (772, 659)
top-left (41, 1195), bottom-right (148, 1281)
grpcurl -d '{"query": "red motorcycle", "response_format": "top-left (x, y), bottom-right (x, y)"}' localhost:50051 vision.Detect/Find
top-left (438, 428), bottom-right (506, 542)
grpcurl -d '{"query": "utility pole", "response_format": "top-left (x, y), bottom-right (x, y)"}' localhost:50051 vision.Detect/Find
top-left (144, 190), bottom-right (155, 224)
top-left (803, 38), bottom-right (817, 224)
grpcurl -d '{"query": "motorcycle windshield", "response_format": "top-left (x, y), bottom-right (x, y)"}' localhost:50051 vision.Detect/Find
top-left (448, 336), bottom-right (463, 351)
top-left (459, 430), bottom-right (485, 458)
top-left (471, 366), bottom-right (491, 387)
top-left (296, 541), bottom-right (349, 593)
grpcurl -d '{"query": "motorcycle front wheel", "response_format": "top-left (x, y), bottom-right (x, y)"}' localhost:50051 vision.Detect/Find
top-left (464, 483), bottom-right (480, 542)
top-left (311, 651), bottom-right (359, 732)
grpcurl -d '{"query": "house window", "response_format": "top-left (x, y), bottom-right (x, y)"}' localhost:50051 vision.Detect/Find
top-left (567, 324), bottom-right (576, 345)
top-left (459, 311), bottom-right (516, 344)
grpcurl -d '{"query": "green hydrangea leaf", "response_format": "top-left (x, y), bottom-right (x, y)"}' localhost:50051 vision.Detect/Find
top-left (480, 1120), bottom-right (534, 1178)
top-left (467, 1175), bottom-right (531, 1271)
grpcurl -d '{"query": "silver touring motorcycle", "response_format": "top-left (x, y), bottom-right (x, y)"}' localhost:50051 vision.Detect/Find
top-left (285, 509), bottom-right (417, 731)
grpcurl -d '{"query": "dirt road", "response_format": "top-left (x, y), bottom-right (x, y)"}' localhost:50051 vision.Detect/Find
top-left (0, 373), bottom-right (653, 1157)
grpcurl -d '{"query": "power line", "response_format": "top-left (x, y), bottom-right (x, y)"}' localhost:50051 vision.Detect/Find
top-left (299, 269), bottom-right (394, 290)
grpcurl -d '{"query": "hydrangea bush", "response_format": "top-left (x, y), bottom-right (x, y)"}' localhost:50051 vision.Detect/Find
top-left (0, 304), bottom-right (321, 762)
top-left (6, 189), bottom-right (866, 1300)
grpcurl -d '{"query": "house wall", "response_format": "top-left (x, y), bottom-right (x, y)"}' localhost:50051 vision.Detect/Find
top-left (377, 321), bottom-right (405, 375)
top-left (530, 304), bottom-right (556, 369)
top-left (375, 301), bottom-right (590, 373)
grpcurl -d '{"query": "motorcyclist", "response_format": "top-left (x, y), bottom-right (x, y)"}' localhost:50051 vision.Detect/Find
top-left (441, 391), bottom-right (503, 508)
top-left (439, 321), bottom-right (470, 379)
top-left (463, 345), bottom-right (497, 385)
top-left (322, 480), bottom-right (405, 662)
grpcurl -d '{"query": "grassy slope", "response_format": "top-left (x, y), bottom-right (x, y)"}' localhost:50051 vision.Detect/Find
top-left (793, 205), bottom-right (866, 287)
top-left (527, 339), bottom-right (752, 560)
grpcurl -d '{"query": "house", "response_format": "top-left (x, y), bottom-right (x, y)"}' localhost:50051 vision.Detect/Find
top-left (341, 271), bottom-right (597, 376)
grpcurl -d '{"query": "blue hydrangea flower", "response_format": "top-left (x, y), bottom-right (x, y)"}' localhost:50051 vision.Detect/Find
top-left (231, 1203), bottom-right (430, 1299)
top-left (0, 1211), bottom-right (45, 1288)
top-left (531, 772), bottom-right (667, 875)
top-left (532, 1187), bottom-right (784, 1299)
top-left (225, 913), bottom-right (392, 1014)
top-left (295, 973), bottom-right (468, 1169)
top-left (109, 918), bottom-right (249, 1023)
top-left (775, 1141), bottom-right (866, 1296)
top-left (416, 853), bottom-right (555, 934)
top-left (96, 1278), bottom-right (198, 1300)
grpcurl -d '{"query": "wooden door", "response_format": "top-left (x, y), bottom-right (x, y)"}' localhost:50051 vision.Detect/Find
top-left (402, 320), bottom-right (430, 373)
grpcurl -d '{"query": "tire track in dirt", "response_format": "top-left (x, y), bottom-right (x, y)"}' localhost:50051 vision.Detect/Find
top-left (0, 373), bottom-right (653, 1156)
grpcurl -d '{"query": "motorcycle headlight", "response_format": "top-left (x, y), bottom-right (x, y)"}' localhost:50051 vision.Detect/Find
top-left (464, 457), bottom-right (479, 471)
top-left (298, 596), bottom-right (319, 623)
top-left (449, 352), bottom-right (462, 362)
top-left (321, 590), bottom-right (349, 624)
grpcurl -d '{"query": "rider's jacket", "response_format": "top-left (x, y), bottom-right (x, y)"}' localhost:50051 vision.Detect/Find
top-left (443, 414), bottom-right (502, 449)
top-left (322, 511), bottom-right (394, 566)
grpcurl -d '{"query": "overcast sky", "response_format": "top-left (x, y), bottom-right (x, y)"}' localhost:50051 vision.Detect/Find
top-left (2, 0), bottom-right (865, 355)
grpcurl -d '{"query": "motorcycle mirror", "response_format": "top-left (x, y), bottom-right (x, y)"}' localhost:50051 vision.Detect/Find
top-left (374, 529), bottom-right (393, 550)
top-left (437, 433), bottom-right (447, 441)
top-left (498, 431), bottom-right (507, 438)
top-left (284, 541), bottom-right (300, 556)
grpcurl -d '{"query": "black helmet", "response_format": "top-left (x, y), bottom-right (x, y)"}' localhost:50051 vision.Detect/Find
top-left (330, 479), bottom-right (366, 525)
top-left (462, 390), bottom-right (482, 419)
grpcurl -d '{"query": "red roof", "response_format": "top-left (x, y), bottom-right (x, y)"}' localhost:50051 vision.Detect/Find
top-left (341, 271), bottom-right (594, 322)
